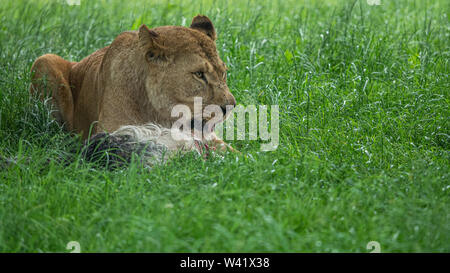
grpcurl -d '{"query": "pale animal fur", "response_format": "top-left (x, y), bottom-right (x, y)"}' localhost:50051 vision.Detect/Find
top-left (112, 122), bottom-right (201, 153)
top-left (83, 123), bottom-right (208, 169)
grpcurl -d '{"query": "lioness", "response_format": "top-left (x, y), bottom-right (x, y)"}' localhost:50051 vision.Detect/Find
top-left (30, 15), bottom-right (236, 152)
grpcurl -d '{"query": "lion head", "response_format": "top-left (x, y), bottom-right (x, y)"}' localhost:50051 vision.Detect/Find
top-left (137, 15), bottom-right (236, 134)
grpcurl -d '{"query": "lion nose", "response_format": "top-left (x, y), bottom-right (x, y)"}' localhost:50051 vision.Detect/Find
top-left (227, 95), bottom-right (236, 109)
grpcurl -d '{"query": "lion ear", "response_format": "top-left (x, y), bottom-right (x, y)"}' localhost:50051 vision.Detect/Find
top-left (138, 24), bottom-right (166, 62)
top-left (190, 15), bottom-right (216, 41)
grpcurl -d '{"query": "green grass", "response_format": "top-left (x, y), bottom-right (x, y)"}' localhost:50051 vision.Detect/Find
top-left (0, 0), bottom-right (449, 252)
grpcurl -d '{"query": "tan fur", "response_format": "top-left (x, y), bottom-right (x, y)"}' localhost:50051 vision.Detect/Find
top-left (30, 15), bottom-right (236, 150)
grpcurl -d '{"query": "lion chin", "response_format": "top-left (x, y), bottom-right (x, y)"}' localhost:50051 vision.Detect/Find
top-left (29, 14), bottom-right (237, 164)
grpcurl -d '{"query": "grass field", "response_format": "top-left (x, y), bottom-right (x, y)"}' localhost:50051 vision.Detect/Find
top-left (0, 0), bottom-right (449, 252)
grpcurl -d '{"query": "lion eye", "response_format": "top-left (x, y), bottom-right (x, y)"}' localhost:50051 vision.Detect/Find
top-left (193, 71), bottom-right (205, 79)
top-left (193, 71), bottom-right (208, 83)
